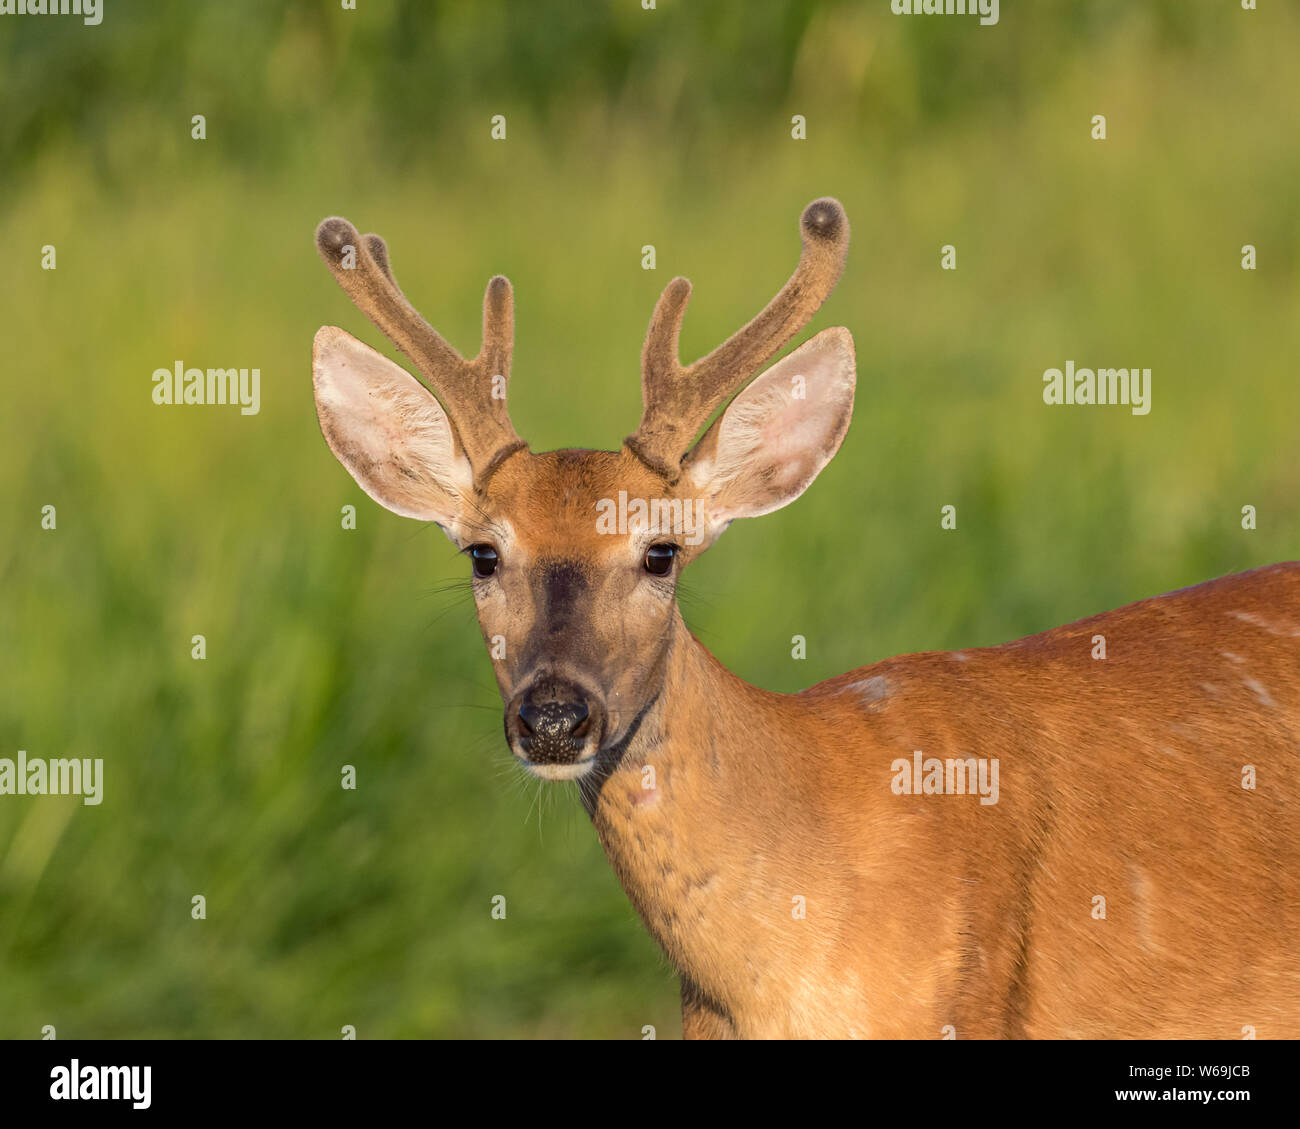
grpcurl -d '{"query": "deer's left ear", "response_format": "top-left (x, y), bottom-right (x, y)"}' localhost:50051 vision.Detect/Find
top-left (681, 327), bottom-right (855, 540)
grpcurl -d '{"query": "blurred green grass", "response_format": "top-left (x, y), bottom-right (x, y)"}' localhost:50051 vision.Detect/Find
top-left (1, 1), bottom-right (1298, 1037)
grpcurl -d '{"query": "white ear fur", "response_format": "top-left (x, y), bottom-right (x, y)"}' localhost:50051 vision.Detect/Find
top-left (681, 326), bottom-right (855, 538)
top-left (312, 326), bottom-right (474, 526)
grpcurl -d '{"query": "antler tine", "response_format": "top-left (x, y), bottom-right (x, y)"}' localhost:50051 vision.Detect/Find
top-left (627, 197), bottom-right (850, 480)
top-left (478, 275), bottom-right (514, 385)
top-left (315, 217), bottom-right (524, 481)
top-left (361, 232), bottom-right (398, 287)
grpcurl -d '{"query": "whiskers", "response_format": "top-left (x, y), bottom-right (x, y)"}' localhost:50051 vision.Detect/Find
top-left (487, 743), bottom-right (588, 845)
top-left (415, 573), bottom-right (477, 634)
top-left (675, 576), bottom-right (722, 642)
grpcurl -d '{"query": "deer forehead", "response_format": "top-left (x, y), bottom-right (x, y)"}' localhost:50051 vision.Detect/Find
top-left (477, 447), bottom-right (682, 555)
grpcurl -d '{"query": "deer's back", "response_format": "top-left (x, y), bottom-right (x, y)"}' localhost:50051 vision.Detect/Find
top-left (807, 561), bottom-right (1300, 1036)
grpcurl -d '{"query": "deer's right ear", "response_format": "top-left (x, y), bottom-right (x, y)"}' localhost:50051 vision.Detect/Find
top-left (312, 326), bottom-right (474, 527)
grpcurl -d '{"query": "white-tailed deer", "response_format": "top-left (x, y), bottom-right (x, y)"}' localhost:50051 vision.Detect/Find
top-left (311, 199), bottom-right (1300, 1039)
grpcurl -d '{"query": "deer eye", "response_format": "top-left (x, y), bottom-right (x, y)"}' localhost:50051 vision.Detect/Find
top-left (644, 544), bottom-right (677, 576)
top-left (469, 544), bottom-right (499, 578)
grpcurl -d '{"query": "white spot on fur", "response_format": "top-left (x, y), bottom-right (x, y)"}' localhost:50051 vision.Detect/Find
top-left (1242, 677), bottom-right (1276, 708)
top-left (1129, 867), bottom-right (1157, 952)
top-left (857, 676), bottom-right (890, 702)
top-left (1228, 610), bottom-right (1300, 637)
top-left (842, 675), bottom-right (891, 710)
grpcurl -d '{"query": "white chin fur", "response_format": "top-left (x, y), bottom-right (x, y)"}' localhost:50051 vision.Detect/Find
top-left (523, 760), bottom-right (596, 782)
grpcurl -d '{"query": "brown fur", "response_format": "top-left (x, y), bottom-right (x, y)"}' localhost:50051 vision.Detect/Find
top-left (475, 454), bottom-right (1300, 1039)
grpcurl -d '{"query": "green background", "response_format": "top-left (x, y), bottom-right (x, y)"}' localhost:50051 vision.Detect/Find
top-left (1, 0), bottom-right (1296, 1038)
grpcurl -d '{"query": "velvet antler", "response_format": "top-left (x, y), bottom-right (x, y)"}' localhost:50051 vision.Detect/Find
top-left (626, 197), bottom-right (850, 480)
top-left (315, 217), bottom-right (525, 482)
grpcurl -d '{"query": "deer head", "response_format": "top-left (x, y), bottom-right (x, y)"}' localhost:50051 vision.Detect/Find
top-left (311, 199), bottom-right (855, 781)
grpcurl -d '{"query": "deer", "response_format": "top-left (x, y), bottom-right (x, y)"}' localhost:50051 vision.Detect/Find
top-left (310, 198), bottom-right (1300, 1039)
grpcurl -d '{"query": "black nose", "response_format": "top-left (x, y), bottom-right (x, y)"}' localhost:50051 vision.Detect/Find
top-left (518, 698), bottom-right (589, 739)
top-left (509, 680), bottom-right (599, 765)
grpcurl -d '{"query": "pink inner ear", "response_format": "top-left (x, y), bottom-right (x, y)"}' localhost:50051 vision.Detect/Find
top-left (760, 390), bottom-right (839, 487)
top-left (698, 328), bottom-right (855, 523)
top-left (312, 326), bottom-right (474, 524)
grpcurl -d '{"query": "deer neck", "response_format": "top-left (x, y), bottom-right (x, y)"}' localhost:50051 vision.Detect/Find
top-left (586, 609), bottom-right (846, 1028)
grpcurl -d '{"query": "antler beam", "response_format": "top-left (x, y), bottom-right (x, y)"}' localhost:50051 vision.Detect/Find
top-left (626, 197), bottom-right (850, 480)
top-left (315, 217), bottom-right (525, 482)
